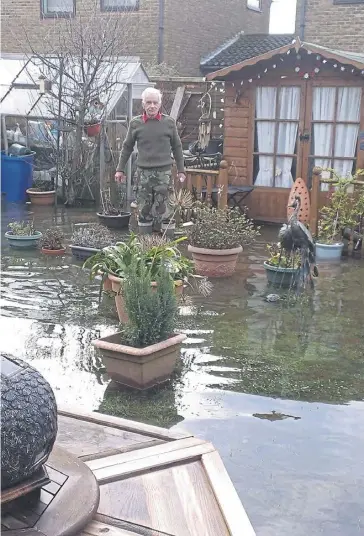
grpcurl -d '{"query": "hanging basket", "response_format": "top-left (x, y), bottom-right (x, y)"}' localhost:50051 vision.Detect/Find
top-left (85, 123), bottom-right (101, 137)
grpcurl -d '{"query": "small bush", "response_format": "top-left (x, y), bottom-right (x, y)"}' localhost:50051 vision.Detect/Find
top-left (71, 224), bottom-right (113, 249)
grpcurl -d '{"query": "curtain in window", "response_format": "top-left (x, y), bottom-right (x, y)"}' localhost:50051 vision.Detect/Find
top-left (255, 87), bottom-right (276, 187)
top-left (312, 87), bottom-right (336, 191)
top-left (334, 87), bottom-right (361, 178)
top-left (275, 86), bottom-right (300, 188)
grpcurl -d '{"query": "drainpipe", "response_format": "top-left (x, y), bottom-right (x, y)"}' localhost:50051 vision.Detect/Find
top-left (299, 0), bottom-right (307, 41)
top-left (158, 0), bottom-right (165, 64)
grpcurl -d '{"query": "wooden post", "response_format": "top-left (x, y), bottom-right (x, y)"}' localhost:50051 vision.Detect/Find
top-left (310, 166), bottom-right (321, 236)
top-left (218, 160), bottom-right (228, 209)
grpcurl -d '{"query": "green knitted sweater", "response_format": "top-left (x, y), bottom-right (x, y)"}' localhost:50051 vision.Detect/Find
top-left (117, 114), bottom-right (185, 173)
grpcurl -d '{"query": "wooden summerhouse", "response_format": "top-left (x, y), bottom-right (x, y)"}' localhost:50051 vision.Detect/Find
top-left (206, 38), bottom-right (364, 223)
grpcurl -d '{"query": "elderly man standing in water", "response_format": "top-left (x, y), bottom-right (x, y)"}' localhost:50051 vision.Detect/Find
top-left (115, 87), bottom-right (186, 232)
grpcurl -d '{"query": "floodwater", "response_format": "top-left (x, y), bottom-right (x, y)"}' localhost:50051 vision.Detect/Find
top-left (1, 202), bottom-right (364, 536)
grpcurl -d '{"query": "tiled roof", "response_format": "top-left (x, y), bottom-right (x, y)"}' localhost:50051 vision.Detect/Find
top-left (200, 33), bottom-right (294, 72)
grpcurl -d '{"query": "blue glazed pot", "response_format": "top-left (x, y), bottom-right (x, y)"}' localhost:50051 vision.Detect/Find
top-left (5, 231), bottom-right (42, 248)
top-left (264, 261), bottom-right (300, 288)
top-left (315, 242), bottom-right (344, 262)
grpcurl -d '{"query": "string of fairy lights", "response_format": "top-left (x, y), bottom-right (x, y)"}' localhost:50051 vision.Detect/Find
top-left (223, 48), bottom-right (364, 90)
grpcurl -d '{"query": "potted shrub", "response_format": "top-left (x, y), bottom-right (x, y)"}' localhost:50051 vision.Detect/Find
top-left (40, 228), bottom-right (66, 255)
top-left (84, 233), bottom-right (202, 324)
top-left (187, 205), bottom-right (260, 277)
top-left (97, 188), bottom-right (131, 230)
top-left (263, 243), bottom-right (301, 287)
top-left (4, 221), bottom-right (42, 249)
top-left (92, 261), bottom-right (187, 389)
top-left (315, 174), bottom-right (358, 262)
top-left (70, 223), bottom-right (113, 261)
top-left (26, 178), bottom-right (56, 206)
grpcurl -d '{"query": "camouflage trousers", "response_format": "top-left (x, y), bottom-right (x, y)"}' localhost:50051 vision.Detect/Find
top-left (136, 168), bottom-right (172, 225)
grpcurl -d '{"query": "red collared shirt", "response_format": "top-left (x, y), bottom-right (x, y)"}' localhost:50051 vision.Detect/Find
top-left (142, 111), bottom-right (162, 122)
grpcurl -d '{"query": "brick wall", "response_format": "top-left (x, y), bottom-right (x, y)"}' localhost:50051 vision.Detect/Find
top-left (164, 0), bottom-right (271, 75)
top-left (1, 0), bottom-right (270, 76)
top-left (296, 0), bottom-right (364, 52)
top-left (0, 0), bottom-right (160, 65)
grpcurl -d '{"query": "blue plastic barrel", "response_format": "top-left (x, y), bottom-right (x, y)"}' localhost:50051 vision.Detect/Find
top-left (1, 151), bottom-right (36, 203)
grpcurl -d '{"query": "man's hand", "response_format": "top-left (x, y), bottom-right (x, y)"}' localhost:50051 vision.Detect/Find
top-left (178, 172), bottom-right (186, 183)
top-left (115, 171), bottom-right (126, 183)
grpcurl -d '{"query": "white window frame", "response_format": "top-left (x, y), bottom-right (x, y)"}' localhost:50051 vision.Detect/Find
top-left (247, 0), bottom-right (262, 11)
top-left (100, 0), bottom-right (139, 12)
top-left (41, 0), bottom-right (75, 18)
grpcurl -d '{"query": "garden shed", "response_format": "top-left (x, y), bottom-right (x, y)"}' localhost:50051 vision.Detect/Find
top-left (0, 53), bottom-right (151, 202)
top-left (205, 37), bottom-right (364, 223)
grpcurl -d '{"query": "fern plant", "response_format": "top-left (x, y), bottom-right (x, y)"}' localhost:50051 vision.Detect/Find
top-left (121, 260), bottom-right (178, 348)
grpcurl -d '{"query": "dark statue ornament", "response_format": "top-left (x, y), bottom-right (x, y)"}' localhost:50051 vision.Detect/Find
top-left (1, 354), bottom-right (58, 490)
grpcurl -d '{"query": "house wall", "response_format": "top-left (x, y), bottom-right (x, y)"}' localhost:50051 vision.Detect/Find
top-left (296, 0), bottom-right (364, 52)
top-left (164, 0), bottom-right (271, 76)
top-left (0, 0), bottom-right (271, 75)
top-left (0, 0), bottom-right (160, 65)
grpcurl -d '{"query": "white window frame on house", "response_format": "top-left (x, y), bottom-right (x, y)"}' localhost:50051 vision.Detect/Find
top-left (247, 0), bottom-right (262, 11)
top-left (41, 0), bottom-right (75, 18)
top-left (333, 0), bottom-right (364, 4)
top-left (100, 0), bottom-right (139, 12)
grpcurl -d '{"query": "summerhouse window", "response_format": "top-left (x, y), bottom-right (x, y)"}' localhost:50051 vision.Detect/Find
top-left (253, 86), bottom-right (301, 188)
top-left (310, 86), bottom-right (362, 190)
top-left (247, 0), bottom-right (261, 10)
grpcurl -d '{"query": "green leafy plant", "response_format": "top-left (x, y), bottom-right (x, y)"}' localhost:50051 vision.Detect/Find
top-left (71, 224), bottom-right (113, 249)
top-left (266, 243), bottom-right (301, 268)
top-left (7, 221), bottom-right (37, 236)
top-left (187, 204), bottom-right (260, 249)
top-left (40, 228), bottom-right (64, 250)
top-left (317, 169), bottom-right (364, 244)
top-left (84, 233), bottom-right (193, 282)
top-left (121, 260), bottom-right (178, 348)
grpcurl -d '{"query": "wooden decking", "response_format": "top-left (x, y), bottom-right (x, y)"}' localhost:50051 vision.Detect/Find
top-left (57, 408), bottom-right (256, 536)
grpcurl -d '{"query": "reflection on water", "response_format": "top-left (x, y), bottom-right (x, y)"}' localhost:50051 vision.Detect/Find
top-left (1, 203), bottom-right (364, 412)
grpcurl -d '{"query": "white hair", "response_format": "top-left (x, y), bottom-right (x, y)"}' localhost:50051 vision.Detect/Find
top-left (141, 87), bottom-right (162, 104)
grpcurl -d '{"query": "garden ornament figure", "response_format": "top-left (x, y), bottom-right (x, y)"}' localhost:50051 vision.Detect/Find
top-left (279, 195), bottom-right (319, 288)
top-left (115, 87), bottom-right (186, 232)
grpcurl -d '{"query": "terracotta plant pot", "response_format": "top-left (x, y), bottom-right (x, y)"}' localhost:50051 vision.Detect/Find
top-left (188, 245), bottom-right (242, 278)
top-left (26, 188), bottom-right (56, 206)
top-left (108, 274), bottom-right (183, 325)
top-left (92, 332), bottom-right (186, 389)
top-left (85, 123), bottom-right (101, 137)
top-left (41, 247), bottom-right (66, 256)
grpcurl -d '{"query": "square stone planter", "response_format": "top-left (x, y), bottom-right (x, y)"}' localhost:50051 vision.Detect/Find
top-left (92, 332), bottom-right (186, 390)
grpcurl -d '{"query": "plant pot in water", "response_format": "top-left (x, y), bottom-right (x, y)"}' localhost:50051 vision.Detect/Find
top-left (92, 332), bottom-right (186, 389)
top-left (26, 188), bottom-right (56, 206)
top-left (108, 274), bottom-right (183, 325)
top-left (315, 242), bottom-right (344, 262)
top-left (138, 220), bottom-right (153, 235)
top-left (161, 219), bottom-right (176, 239)
top-left (263, 261), bottom-right (300, 288)
top-left (85, 123), bottom-right (101, 137)
top-left (97, 212), bottom-right (131, 230)
top-left (188, 245), bottom-right (242, 278)
top-left (5, 231), bottom-right (42, 249)
top-left (41, 247), bottom-right (66, 256)
top-left (70, 245), bottom-right (101, 261)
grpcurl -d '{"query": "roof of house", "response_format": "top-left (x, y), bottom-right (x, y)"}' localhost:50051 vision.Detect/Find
top-left (203, 37), bottom-right (364, 81)
top-left (200, 33), bottom-right (295, 73)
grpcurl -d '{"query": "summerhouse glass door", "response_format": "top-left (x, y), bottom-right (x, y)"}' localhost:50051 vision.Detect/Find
top-left (308, 86), bottom-right (362, 189)
top-left (253, 85), bottom-right (301, 188)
